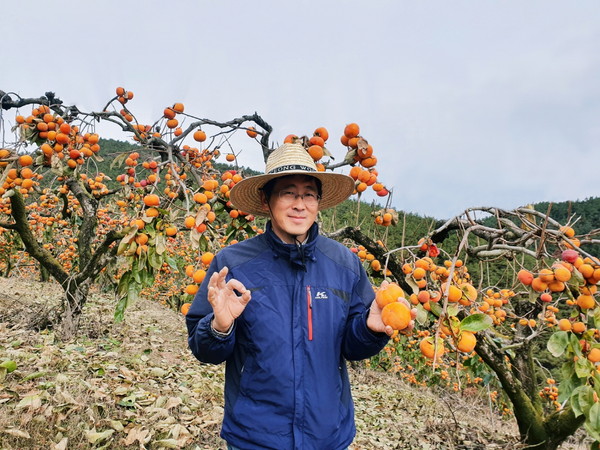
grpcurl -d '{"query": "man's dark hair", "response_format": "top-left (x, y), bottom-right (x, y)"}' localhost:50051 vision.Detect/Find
top-left (261, 175), bottom-right (322, 201)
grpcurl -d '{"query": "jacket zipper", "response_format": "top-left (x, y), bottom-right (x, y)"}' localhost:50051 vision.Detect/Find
top-left (306, 286), bottom-right (313, 341)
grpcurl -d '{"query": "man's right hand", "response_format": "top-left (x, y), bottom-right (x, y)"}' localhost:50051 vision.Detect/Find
top-left (207, 266), bottom-right (251, 333)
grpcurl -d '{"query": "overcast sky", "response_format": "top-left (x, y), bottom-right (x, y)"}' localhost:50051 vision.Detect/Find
top-left (2, 1), bottom-right (599, 219)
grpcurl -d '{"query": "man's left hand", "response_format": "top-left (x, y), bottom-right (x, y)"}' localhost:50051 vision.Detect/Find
top-left (366, 282), bottom-right (417, 336)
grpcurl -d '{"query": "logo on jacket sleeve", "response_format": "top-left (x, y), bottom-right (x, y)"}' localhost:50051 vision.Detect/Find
top-left (315, 291), bottom-right (328, 300)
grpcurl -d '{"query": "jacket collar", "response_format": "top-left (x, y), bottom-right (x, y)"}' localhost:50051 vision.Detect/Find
top-left (265, 221), bottom-right (318, 270)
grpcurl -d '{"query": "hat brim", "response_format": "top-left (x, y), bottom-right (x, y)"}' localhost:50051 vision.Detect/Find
top-left (229, 170), bottom-right (356, 217)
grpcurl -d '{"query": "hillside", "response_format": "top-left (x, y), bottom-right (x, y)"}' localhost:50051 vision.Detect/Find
top-left (96, 139), bottom-right (598, 253)
top-left (534, 198), bottom-right (600, 255)
top-left (0, 277), bottom-right (532, 449)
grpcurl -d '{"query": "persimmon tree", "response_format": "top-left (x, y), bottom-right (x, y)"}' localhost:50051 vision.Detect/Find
top-left (0, 88), bottom-right (389, 339)
top-left (1, 88), bottom-right (600, 448)
top-left (337, 205), bottom-right (600, 449)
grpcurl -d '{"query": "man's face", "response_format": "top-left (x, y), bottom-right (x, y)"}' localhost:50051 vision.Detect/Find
top-left (261, 175), bottom-right (320, 244)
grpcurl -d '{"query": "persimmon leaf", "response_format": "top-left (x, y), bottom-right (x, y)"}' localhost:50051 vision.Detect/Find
top-left (547, 331), bottom-right (569, 357)
top-left (460, 314), bottom-right (493, 333)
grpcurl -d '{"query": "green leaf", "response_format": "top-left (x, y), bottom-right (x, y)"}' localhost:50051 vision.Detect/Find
top-left (561, 360), bottom-right (575, 378)
top-left (146, 225), bottom-right (157, 239)
top-left (528, 289), bottom-right (537, 304)
top-left (117, 240), bottom-right (130, 256)
top-left (573, 385), bottom-right (595, 417)
top-left (446, 304), bottom-right (459, 317)
top-left (125, 240), bottom-right (137, 257)
top-left (114, 296), bottom-right (127, 323)
top-left (593, 371), bottom-right (600, 391)
top-left (404, 274), bottom-right (420, 295)
top-left (571, 387), bottom-right (585, 418)
top-left (441, 315), bottom-right (461, 336)
top-left (128, 281), bottom-right (140, 304)
top-left (165, 256), bottom-right (179, 270)
top-left (117, 272), bottom-right (131, 298)
top-left (110, 152), bottom-right (129, 170)
top-left (244, 224), bottom-right (255, 235)
top-left (225, 231), bottom-right (238, 244)
top-left (0, 360), bottom-right (17, 373)
top-left (586, 402), bottom-right (600, 442)
top-left (560, 375), bottom-right (576, 404)
top-left (118, 395), bottom-right (137, 408)
top-left (141, 269), bottom-right (155, 287)
top-left (132, 266), bottom-right (142, 284)
top-left (429, 301), bottom-right (442, 318)
top-left (584, 390), bottom-right (600, 418)
top-left (575, 357), bottom-right (594, 379)
top-left (23, 371), bottom-right (47, 381)
top-left (199, 234), bottom-right (208, 252)
top-left (593, 310), bottom-right (600, 330)
top-left (225, 224), bottom-right (237, 236)
top-left (459, 314), bottom-right (493, 333)
top-left (90, 365), bottom-right (105, 376)
top-left (547, 331), bottom-right (569, 357)
top-left (137, 248), bottom-right (148, 268)
top-left (570, 333), bottom-right (584, 358)
top-left (572, 268), bottom-right (587, 286)
top-left (213, 201), bottom-right (224, 213)
top-left (155, 233), bottom-right (166, 255)
top-left (148, 247), bottom-right (162, 270)
top-left (415, 304), bottom-right (429, 325)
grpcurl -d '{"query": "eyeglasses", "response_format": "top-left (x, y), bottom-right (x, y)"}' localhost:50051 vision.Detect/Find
top-left (277, 190), bottom-right (321, 207)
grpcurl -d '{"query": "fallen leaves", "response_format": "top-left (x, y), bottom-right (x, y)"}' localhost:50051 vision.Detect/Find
top-left (0, 276), bottom-right (523, 449)
top-left (0, 278), bottom-right (225, 449)
top-left (1, 428), bottom-right (31, 439)
top-left (85, 428), bottom-right (114, 445)
top-left (15, 392), bottom-right (43, 409)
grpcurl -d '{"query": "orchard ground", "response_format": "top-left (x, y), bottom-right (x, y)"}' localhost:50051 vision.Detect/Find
top-left (0, 276), bottom-right (589, 449)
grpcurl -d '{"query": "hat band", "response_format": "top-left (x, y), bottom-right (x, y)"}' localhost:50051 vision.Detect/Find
top-left (268, 164), bottom-right (316, 174)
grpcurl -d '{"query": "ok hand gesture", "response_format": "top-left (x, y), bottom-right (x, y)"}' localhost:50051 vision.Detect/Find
top-left (207, 266), bottom-right (251, 333)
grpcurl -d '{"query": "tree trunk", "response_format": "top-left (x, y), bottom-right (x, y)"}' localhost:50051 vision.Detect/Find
top-left (476, 336), bottom-right (584, 449)
top-left (3, 255), bottom-right (12, 277)
top-left (543, 408), bottom-right (585, 449)
top-left (40, 264), bottom-right (50, 282)
top-left (59, 279), bottom-right (90, 340)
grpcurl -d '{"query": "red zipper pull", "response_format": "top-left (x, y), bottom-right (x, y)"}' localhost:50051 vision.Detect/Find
top-left (306, 286), bottom-right (313, 341)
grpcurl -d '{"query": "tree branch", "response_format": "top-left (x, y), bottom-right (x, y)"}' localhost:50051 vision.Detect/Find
top-left (75, 230), bottom-right (124, 284)
top-left (65, 178), bottom-right (98, 269)
top-left (8, 190), bottom-right (68, 285)
top-left (326, 226), bottom-right (411, 292)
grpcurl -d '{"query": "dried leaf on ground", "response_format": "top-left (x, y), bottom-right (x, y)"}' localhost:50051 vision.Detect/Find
top-left (0, 276), bottom-right (588, 449)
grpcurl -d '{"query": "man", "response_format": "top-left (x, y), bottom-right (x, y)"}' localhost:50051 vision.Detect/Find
top-left (186, 143), bottom-right (394, 449)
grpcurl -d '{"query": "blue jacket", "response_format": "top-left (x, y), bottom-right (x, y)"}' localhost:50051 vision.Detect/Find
top-left (186, 222), bottom-right (389, 449)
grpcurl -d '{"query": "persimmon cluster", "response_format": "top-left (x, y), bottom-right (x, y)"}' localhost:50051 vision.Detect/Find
top-left (14, 105), bottom-right (101, 172)
top-left (516, 227), bottom-right (599, 313)
top-left (282, 124), bottom-right (390, 200)
top-left (371, 207), bottom-right (398, 227)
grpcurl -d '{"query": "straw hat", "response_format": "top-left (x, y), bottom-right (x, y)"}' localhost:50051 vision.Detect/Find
top-left (229, 143), bottom-right (355, 217)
